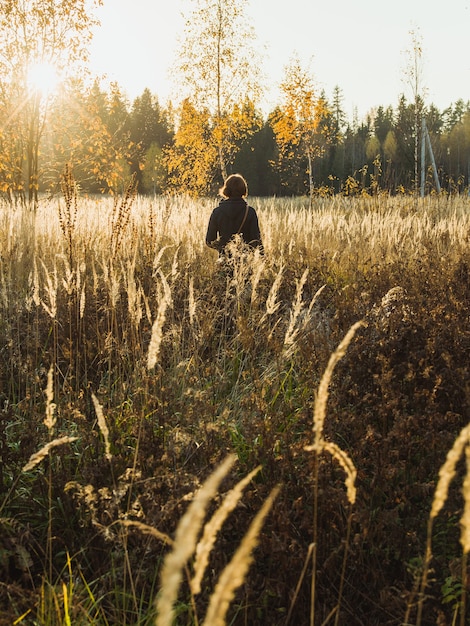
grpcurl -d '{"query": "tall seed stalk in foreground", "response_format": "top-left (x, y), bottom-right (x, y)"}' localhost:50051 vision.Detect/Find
top-left (91, 393), bottom-right (112, 461)
top-left (22, 365), bottom-right (78, 603)
top-left (201, 485), bottom-right (280, 626)
top-left (411, 421), bottom-right (470, 626)
top-left (110, 173), bottom-right (138, 259)
top-left (155, 455), bottom-right (237, 626)
top-left (59, 163), bottom-right (78, 269)
top-left (154, 456), bottom-right (279, 626)
top-left (147, 270), bottom-right (172, 370)
top-left (304, 320), bottom-right (364, 626)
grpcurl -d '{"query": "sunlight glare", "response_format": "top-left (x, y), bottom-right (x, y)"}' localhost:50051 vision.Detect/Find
top-left (27, 61), bottom-right (61, 95)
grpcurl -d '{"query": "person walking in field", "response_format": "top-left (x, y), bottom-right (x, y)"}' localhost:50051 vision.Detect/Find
top-left (205, 173), bottom-right (263, 256)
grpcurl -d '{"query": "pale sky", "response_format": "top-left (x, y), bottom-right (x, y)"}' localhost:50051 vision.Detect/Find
top-left (89, 0), bottom-right (470, 121)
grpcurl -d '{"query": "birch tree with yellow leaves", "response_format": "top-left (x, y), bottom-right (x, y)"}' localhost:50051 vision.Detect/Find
top-left (168, 0), bottom-right (263, 194)
top-left (272, 56), bottom-right (329, 204)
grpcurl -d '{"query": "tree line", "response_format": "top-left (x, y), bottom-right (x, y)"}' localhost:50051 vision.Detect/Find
top-left (35, 84), bottom-right (470, 198)
top-left (0, 0), bottom-right (469, 203)
top-left (3, 77), bottom-right (469, 201)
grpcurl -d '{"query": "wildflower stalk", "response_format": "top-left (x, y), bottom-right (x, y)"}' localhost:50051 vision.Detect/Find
top-left (306, 320), bottom-right (364, 625)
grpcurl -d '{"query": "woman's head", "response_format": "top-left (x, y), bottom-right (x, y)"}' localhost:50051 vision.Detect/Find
top-left (220, 174), bottom-right (248, 199)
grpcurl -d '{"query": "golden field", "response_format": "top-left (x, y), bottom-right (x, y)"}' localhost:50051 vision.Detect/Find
top-left (1, 191), bottom-right (470, 625)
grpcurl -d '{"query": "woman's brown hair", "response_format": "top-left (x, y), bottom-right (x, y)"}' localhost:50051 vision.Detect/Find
top-left (220, 174), bottom-right (248, 199)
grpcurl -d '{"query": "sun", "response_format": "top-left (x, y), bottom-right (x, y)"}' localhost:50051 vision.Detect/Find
top-left (26, 60), bottom-right (61, 95)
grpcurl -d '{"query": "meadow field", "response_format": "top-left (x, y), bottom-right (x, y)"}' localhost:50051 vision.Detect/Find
top-left (1, 189), bottom-right (470, 625)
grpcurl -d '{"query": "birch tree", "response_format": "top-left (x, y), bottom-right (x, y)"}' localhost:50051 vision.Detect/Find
top-left (402, 29), bottom-right (426, 196)
top-left (272, 56), bottom-right (328, 204)
top-left (170, 0), bottom-right (263, 189)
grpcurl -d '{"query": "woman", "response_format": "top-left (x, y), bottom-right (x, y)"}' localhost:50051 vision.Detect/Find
top-left (205, 174), bottom-right (263, 256)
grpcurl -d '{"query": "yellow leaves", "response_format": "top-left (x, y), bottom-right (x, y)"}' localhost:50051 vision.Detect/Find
top-left (272, 108), bottom-right (300, 149)
top-left (276, 56), bottom-right (328, 141)
top-left (272, 57), bottom-right (331, 188)
top-left (365, 135), bottom-right (381, 161)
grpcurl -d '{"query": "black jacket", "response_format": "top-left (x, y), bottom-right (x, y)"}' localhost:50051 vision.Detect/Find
top-left (205, 198), bottom-right (262, 254)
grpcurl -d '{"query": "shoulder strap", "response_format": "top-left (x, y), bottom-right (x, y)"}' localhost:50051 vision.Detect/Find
top-left (236, 203), bottom-right (249, 234)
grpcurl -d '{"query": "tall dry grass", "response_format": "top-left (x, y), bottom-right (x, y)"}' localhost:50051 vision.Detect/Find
top-left (1, 190), bottom-right (470, 623)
